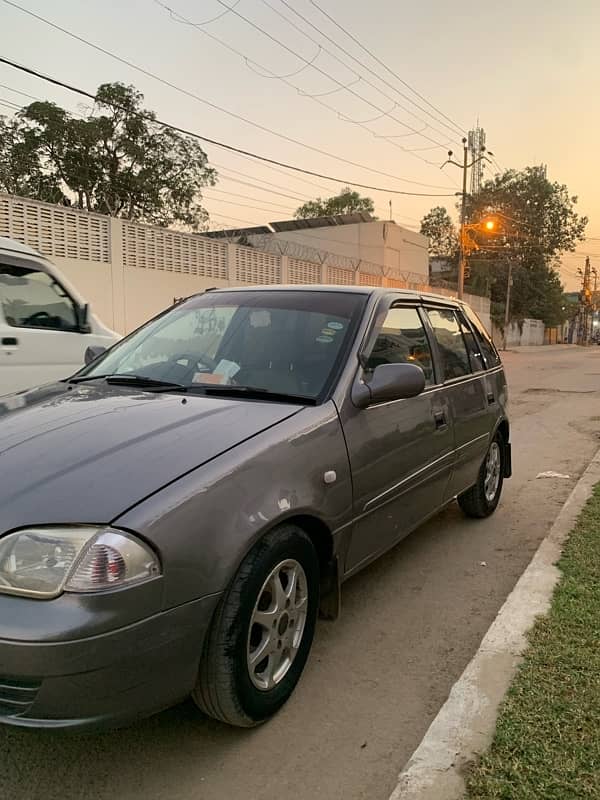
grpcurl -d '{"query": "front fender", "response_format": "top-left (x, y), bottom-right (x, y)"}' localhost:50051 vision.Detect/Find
top-left (116, 402), bottom-right (353, 609)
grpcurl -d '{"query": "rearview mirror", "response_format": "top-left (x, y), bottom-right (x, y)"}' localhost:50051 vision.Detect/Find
top-left (84, 345), bottom-right (106, 366)
top-left (352, 363), bottom-right (426, 409)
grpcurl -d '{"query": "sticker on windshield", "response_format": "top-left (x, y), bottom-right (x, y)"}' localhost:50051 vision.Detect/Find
top-left (327, 321), bottom-right (344, 330)
top-left (316, 335), bottom-right (333, 343)
top-left (320, 328), bottom-right (336, 337)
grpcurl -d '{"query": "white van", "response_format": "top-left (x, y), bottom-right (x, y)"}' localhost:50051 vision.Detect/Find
top-left (0, 237), bottom-right (118, 396)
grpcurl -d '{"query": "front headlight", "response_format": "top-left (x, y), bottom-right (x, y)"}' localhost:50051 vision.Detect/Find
top-left (0, 527), bottom-right (161, 599)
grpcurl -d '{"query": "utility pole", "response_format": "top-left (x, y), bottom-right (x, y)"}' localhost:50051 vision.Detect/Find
top-left (458, 141), bottom-right (468, 300)
top-left (441, 138), bottom-right (494, 299)
top-left (503, 259), bottom-right (513, 350)
top-left (577, 258), bottom-right (593, 345)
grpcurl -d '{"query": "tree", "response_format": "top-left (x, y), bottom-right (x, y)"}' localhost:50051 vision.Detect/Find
top-left (0, 83), bottom-right (216, 229)
top-left (464, 167), bottom-right (587, 326)
top-left (0, 116), bottom-right (65, 203)
top-left (294, 186), bottom-right (375, 219)
top-left (419, 206), bottom-right (458, 259)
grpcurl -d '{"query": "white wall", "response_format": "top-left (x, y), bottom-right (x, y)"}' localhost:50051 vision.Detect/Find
top-left (0, 193), bottom-right (490, 336)
top-left (492, 318), bottom-right (545, 347)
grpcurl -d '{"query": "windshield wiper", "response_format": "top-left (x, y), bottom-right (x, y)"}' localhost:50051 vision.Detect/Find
top-left (200, 385), bottom-right (316, 405)
top-left (68, 374), bottom-right (187, 392)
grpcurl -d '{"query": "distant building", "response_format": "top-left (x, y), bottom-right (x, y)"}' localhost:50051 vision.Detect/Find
top-left (429, 256), bottom-right (456, 276)
top-left (205, 213), bottom-right (429, 281)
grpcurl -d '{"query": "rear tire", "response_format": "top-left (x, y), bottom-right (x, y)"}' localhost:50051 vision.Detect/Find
top-left (458, 432), bottom-right (504, 518)
top-left (192, 524), bottom-right (319, 727)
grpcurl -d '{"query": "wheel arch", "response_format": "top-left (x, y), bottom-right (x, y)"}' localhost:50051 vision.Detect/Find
top-left (276, 514), bottom-right (340, 621)
top-left (494, 417), bottom-right (512, 478)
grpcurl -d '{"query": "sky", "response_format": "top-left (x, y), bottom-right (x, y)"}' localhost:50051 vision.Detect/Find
top-left (1, 0), bottom-right (599, 290)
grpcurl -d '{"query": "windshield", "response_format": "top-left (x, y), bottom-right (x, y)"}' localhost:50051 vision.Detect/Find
top-left (80, 290), bottom-right (365, 401)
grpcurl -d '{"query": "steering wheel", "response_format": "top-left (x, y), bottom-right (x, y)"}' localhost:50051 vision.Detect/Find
top-left (168, 352), bottom-right (218, 376)
top-left (23, 311), bottom-right (53, 326)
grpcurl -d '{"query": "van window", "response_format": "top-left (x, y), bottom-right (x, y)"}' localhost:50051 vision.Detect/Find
top-left (426, 308), bottom-right (471, 380)
top-left (0, 265), bottom-right (78, 331)
top-left (365, 306), bottom-right (434, 385)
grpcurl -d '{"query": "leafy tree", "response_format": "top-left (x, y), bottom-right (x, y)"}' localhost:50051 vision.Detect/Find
top-left (0, 83), bottom-right (216, 229)
top-left (463, 167), bottom-right (587, 326)
top-left (419, 206), bottom-right (458, 259)
top-left (294, 186), bottom-right (375, 219)
top-left (0, 116), bottom-right (65, 203)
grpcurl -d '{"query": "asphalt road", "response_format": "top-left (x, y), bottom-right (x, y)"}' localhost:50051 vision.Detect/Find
top-left (3, 345), bottom-right (600, 800)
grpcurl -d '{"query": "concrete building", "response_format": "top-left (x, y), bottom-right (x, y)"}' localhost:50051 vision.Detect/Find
top-left (208, 214), bottom-right (430, 282)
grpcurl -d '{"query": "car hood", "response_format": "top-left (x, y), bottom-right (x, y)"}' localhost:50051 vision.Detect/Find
top-left (0, 383), bottom-right (302, 530)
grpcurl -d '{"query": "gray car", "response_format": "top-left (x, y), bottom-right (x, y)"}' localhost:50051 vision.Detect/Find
top-left (0, 286), bottom-right (510, 730)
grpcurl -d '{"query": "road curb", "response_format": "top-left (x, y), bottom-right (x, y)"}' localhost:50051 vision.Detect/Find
top-left (389, 447), bottom-right (600, 800)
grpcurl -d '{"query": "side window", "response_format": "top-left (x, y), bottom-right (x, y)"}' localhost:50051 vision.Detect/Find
top-left (462, 306), bottom-right (501, 368)
top-left (0, 265), bottom-right (78, 331)
top-left (426, 308), bottom-right (471, 381)
top-left (457, 311), bottom-right (485, 372)
top-left (365, 305), bottom-right (434, 385)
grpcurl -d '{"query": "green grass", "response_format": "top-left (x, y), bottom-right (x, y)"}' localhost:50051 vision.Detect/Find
top-left (466, 484), bottom-right (600, 800)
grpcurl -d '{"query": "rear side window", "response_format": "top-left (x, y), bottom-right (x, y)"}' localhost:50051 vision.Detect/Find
top-left (462, 306), bottom-right (501, 368)
top-left (426, 308), bottom-right (471, 381)
top-left (365, 305), bottom-right (434, 385)
top-left (456, 311), bottom-right (485, 372)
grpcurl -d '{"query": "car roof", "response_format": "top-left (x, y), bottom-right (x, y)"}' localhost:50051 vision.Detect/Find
top-left (201, 284), bottom-right (465, 307)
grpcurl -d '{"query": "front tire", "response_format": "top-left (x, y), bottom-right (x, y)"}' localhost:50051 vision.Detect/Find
top-left (458, 433), bottom-right (504, 518)
top-left (192, 524), bottom-right (319, 727)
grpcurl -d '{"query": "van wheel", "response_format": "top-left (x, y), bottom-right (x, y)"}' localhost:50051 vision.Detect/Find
top-left (458, 433), bottom-right (504, 518)
top-left (192, 525), bottom-right (319, 727)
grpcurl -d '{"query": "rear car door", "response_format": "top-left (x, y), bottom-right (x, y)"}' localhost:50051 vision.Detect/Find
top-left (423, 304), bottom-right (490, 498)
top-left (339, 298), bottom-right (455, 575)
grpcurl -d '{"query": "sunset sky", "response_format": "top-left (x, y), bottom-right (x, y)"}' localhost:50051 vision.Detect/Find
top-left (1, 0), bottom-right (598, 290)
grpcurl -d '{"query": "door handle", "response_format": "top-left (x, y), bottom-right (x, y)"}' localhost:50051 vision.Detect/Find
top-left (1, 337), bottom-right (18, 346)
top-left (434, 411), bottom-right (447, 429)
top-left (487, 391), bottom-right (495, 404)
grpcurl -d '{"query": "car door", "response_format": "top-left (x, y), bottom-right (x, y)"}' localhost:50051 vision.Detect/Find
top-left (339, 299), bottom-right (455, 575)
top-left (0, 262), bottom-right (92, 395)
top-left (423, 305), bottom-right (490, 498)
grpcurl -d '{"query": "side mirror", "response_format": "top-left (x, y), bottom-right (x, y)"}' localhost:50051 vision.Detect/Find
top-left (84, 345), bottom-right (106, 366)
top-left (77, 303), bottom-right (91, 333)
top-left (352, 363), bottom-right (426, 409)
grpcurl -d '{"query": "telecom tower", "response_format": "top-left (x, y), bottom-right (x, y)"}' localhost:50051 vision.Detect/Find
top-left (468, 126), bottom-right (486, 195)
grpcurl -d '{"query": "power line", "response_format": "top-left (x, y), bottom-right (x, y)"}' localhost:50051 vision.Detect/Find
top-left (2, 0), bottom-right (457, 191)
top-left (265, 0), bottom-right (463, 144)
top-left (308, 0), bottom-right (467, 137)
top-left (212, 173), bottom-right (307, 202)
top-left (0, 56), bottom-right (458, 197)
top-left (152, 0), bottom-right (458, 176)
top-left (203, 194), bottom-right (295, 216)
top-left (0, 98), bottom-right (21, 111)
top-left (207, 174), bottom-right (401, 221)
top-left (204, 187), bottom-right (298, 211)
top-left (0, 82), bottom-right (41, 102)
top-left (208, 0), bottom-right (455, 155)
top-left (209, 212), bottom-right (265, 228)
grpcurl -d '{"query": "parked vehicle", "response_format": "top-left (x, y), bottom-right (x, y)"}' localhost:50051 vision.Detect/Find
top-left (0, 237), bottom-right (118, 396)
top-left (0, 286), bottom-right (510, 730)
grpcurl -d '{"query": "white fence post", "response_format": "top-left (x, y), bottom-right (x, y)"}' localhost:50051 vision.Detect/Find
top-left (280, 254), bottom-right (289, 284)
top-left (109, 217), bottom-right (126, 333)
top-left (227, 242), bottom-right (236, 286)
